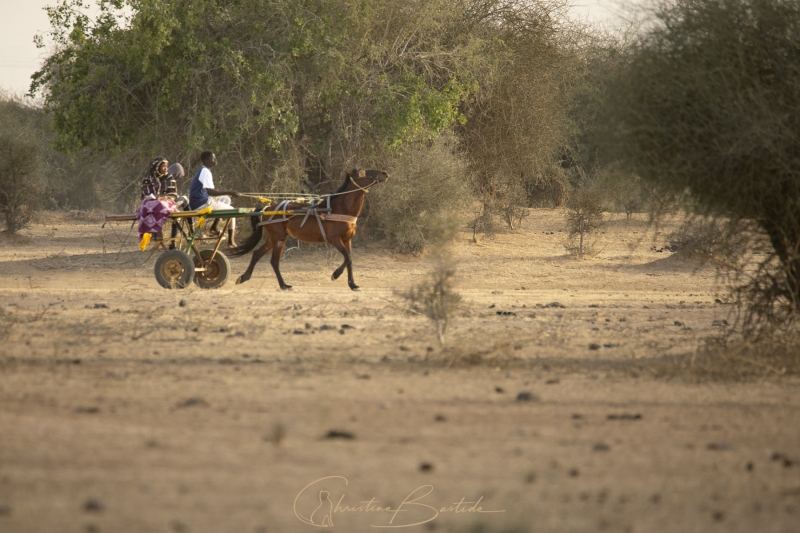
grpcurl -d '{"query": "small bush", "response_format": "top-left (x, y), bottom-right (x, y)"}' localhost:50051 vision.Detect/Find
top-left (654, 330), bottom-right (800, 381)
top-left (0, 135), bottom-right (41, 233)
top-left (666, 218), bottom-right (747, 265)
top-left (369, 135), bottom-right (470, 254)
top-left (400, 215), bottom-right (462, 345)
top-left (564, 186), bottom-right (604, 257)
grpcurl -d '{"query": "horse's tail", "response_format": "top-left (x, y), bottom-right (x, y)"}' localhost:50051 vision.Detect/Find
top-left (227, 213), bottom-right (264, 257)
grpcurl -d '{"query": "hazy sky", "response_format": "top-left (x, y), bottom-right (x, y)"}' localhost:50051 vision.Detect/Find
top-left (0, 0), bottom-right (624, 98)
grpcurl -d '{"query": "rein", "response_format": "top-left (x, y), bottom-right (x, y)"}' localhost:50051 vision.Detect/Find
top-left (240, 174), bottom-right (381, 202)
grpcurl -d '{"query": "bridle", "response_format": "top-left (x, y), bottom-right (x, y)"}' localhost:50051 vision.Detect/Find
top-left (348, 174), bottom-right (381, 194)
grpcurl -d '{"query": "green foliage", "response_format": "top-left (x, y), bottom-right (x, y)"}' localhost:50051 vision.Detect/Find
top-left (32, 0), bottom-right (478, 189)
top-left (605, 0), bottom-right (800, 327)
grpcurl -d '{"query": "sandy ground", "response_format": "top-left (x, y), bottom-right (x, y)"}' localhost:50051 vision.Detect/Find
top-left (0, 209), bottom-right (798, 533)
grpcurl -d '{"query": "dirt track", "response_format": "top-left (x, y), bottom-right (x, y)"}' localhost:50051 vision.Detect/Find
top-left (1, 209), bottom-right (798, 533)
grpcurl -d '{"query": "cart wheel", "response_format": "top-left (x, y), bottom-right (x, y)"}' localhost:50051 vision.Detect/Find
top-left (193, 249), bottom-right (231, 289)
top-left (154, 250), bottom-right (195, 289)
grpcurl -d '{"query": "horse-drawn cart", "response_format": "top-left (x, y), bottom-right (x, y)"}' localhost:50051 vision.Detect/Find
top-left (104, 207), bottom-right (261, 289)
top-left (103, 167), bottom-right (388, 291)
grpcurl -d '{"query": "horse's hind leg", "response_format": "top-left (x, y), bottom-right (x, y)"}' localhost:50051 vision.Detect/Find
top-left (236, 239), bottom-right (272, 285)
top-left (331, 236), bottom-right (358, 291)
top-left (270, 239), bottom-right (292, 290)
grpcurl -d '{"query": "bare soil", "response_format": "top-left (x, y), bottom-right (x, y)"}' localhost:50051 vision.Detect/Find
top-left (0, 209), bottom-right (798, 533)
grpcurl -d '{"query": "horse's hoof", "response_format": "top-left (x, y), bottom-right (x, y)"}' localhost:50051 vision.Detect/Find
top-left (235, 277), bottom-right (244, 285)
top-left (281, 285), bottom-right (293, 291)
top-left (350, 285), bottom-right (360, 291)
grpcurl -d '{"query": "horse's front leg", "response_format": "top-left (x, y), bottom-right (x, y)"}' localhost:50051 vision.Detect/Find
top-left (270, 239), bottom-right (292, 290)
top-left (236, 240), bottom-right (272, 285)
top-left (330, 236), bottom-right (358, 291)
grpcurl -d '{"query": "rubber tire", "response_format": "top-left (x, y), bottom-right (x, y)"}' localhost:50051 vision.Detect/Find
top-left (193, 249), bottom-right (231, 289)
top-left (154, 250), bottom-right (195, 289)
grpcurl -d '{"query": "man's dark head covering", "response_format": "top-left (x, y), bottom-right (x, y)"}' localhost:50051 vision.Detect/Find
top-left (168, 162), bottom-right (185, 180)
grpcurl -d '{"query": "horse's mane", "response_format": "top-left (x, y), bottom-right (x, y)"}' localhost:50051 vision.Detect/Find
top-left (333, 171), bottom-right (354, 194)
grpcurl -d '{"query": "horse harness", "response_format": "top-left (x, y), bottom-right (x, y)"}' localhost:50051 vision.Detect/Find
top-left (257, 195), bottom-right (357, 242)
top-left (255, 173), bottom-right (380, 241)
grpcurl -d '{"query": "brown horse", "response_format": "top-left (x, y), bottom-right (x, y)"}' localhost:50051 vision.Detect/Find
top-left (228, 168), bottom-right (388, 290)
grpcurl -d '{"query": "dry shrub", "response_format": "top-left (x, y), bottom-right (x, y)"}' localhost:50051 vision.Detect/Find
top-left (564, 186), bottom-right (604, 257)
top-left (654, 331), bottom-right (800, 382)
top-left (665, 218), bottom-right (747, 265)
top-left (0, 134), bottom-right (41, 233)
top-left (399, 214), bottom-right (462, 345)
top-left (604, 0), bottom-right (800, 328)
top-left (468, 200), bottom-right (498, 243)
top-left (369, 135), bottom-right (470, 254)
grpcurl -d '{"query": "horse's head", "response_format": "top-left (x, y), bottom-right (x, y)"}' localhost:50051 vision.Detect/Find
top-left (347, 168), bottom-right (389, 185)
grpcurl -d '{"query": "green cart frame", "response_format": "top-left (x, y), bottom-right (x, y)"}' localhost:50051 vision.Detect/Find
top-left (105, 207), bottom-right (264, 290)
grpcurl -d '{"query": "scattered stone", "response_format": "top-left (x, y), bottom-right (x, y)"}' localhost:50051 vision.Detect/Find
top-left (571, 414), bottom-right (583, 420)
top-left (771, 452), bottom-right (794, 467)
top-left (674, 321), bottom-right (684, 326)
top-left (292, 329), bottom-right (306, 335)
top-left (650, 493), bottom-right (661, 504)
top-left (179, 299), bottom-right (186, 307)
top-left (74, 406), bottom-right (100, 414)
top-left (712, 319), bottom-right (729, 327)
top-left (496, 311), bottom-right (517, 316)
top-left (546, 302), bottom-right (564, 308)
top-left (607, 413), bottom-right (642, 420)
top-left (516, 391), bottom-right (538, 402)
top-left (319, 324), bottom-right (336, 331)
top-left (356, 374), bottom-right (370, 380)
top-left (588, 343), bottom-right (601, 350)
top-left (568, 468), bottom-right (580, 477)
top-left (176, 397), bottom-right (208, 408)
top-left (217, 358), bottom-right (235, 365)
top-left (706, 443), bottom-right (732, 451)
top-left (545, 379), bottom-right (560, 384)
top-left (602, 343), bottom-right (619, 348)
top-left (83, 498), bottom-right (104, 513)
top-left (488, 304), bottom-right (496, 309)
top-left (265, 423), bottom-right (286, 446)
top-left (419, 462), bottom-right (434, 472)
top-left (324, 430), bottom-right (355, 440)
top-left (588, 304), bottom-right (599, 308)
top-left (524, 472), bottom-right (536, 483)
top-left (746, 462), bottom-right (754, 471)
top-left (495, 386), bottom-right (505, 393)
top-left (341, 324), bottom-right (355, 329)
top-left (434, 414), bottom-right (446, 422)
top-left (712, 511), bottom-right (724, 522)
top-left (593, 442), bottom-right (610, 452)
top-left (171, 520), bottom-right (189, 533)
